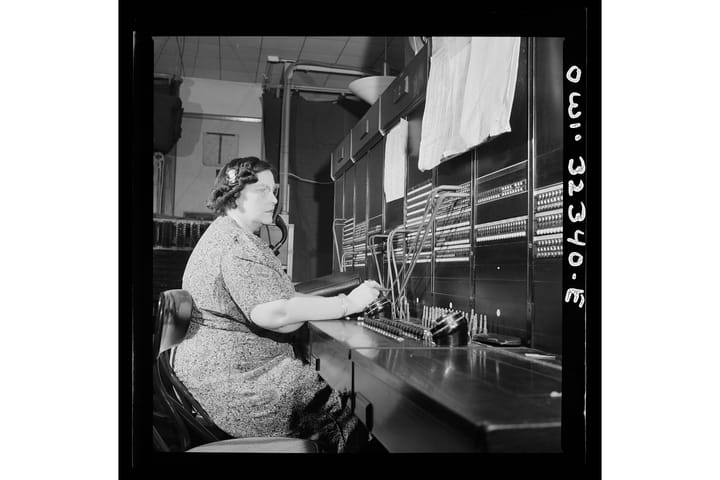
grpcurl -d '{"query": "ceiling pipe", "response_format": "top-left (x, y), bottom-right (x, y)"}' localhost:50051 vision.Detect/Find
top-left (276, 58), bottom-right (375, 217)
top-left (279, 60), bottom-right (293, 217)
top-left (265, 84), bottom-right (355, 95)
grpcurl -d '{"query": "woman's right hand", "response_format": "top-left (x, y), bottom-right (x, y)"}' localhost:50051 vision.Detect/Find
top-left (345, 280), bottom-right (382, 315)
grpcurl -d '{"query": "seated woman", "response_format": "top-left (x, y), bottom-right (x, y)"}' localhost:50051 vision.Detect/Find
top-left (173, 156), bottom-right (382, 453)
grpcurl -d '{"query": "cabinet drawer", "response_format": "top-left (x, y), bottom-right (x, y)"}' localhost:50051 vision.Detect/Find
top-left (308, 327), bottom-right (352, 392)
top-left (380, 45), bottom-right (428, 131)
top-left (330, 134), bottom-right (352, 180)
top-left (352, 359), bottom-right (477, 452)
top-left (351, 101), bottom-right (381, 158)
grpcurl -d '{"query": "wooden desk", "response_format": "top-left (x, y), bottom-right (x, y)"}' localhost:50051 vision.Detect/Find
top-left (308, 319), bottom-right (562, 452)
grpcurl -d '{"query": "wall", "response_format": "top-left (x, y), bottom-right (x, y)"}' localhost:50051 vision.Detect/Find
top-left (172, 77), bottom-right (263, 217)
top-left (179, 77), bottom-right (262, 117)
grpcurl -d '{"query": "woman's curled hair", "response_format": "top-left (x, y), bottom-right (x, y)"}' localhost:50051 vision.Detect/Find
top-left (206, 157), bottom-right (277, 214)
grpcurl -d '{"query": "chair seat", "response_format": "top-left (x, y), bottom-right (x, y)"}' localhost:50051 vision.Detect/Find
top-left (187, 437), bottom-right (320, 453)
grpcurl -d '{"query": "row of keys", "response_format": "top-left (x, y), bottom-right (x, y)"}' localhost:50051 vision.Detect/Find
top-left (420, 305), bottom-right (502, 338)
top-left (536, 226), bottom-right (563, 235)
top-left (476, 179), bottom-right (527, 204)
top-left (406, 181), bottom-right (433, 200)
top-left (435, 211), bottom-right (471, 226)
top-left (367, 224), bottom-right (382, 235)
top-left (343, 217), bottom-right (355, 254)
top-left (476, 218), bottom-right (527, 234)
top-left (435, 256), bottom-right (470, 262)
top-left (536, 212), bottom-right (562, 228)
top-left (536, 187), bottom-right (563, 211)
top-left (421, 306), bottom-right (487, 338)
top-left (435, 232), bottom-right (471, 245)
top-left (422, 305), bottom-right (465, 328)
top-left (476, 231), bottom-right (527, 242)
top-left (359, 317), bottom-right (433, 344)
top-left (535, 237), bottom-right (563, 258)
top-left (536, 237), bottom-right (562, 247)
top-left (536, 249), bottom-right (563, 258)
top-left (469, 312), bottom-right (490, 337)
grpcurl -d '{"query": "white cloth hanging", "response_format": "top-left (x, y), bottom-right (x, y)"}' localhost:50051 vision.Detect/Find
top-left (383, 118), bottom-right (408, 202)
top-left (418, 37), bottom-right (521, 171)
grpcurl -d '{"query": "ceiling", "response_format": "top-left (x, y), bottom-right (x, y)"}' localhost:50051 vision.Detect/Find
top-left (152, 36), bottom-right (416, 97)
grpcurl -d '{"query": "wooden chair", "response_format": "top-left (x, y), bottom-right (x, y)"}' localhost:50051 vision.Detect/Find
top-left (153, 289), bottom-right (319, 453)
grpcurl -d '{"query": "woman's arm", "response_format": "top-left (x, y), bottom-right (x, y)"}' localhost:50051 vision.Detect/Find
top-left (221, 250), bottom-right (381, 333)
top-left (250, 281), bottom-right (381, 332)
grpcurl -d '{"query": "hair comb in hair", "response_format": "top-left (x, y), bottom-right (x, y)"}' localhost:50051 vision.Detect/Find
top-left (225, 167), bottom-right (238, 187)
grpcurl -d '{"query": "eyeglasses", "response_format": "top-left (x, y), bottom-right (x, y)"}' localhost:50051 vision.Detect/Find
top-left (248, 183), bottom-right (280, 197)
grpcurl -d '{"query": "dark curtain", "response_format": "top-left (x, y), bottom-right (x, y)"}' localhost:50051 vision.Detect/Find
top-left (263, 90), bottom-right (367, 282)
top-left (262, 90), bottom-right (282, 173)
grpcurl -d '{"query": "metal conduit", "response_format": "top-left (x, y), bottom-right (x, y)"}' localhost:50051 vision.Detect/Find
top-left (277, 59), bottom-right (375, 216)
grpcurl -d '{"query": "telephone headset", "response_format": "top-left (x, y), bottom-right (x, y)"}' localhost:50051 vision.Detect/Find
top-left (268, 195), bottom-right (288, 256)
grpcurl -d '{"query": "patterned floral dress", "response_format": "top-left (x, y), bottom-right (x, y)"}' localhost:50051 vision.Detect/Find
top-left (173, 215), bottom-right (359, 453)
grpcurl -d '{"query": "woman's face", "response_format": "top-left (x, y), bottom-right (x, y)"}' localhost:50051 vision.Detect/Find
top-left (234, 170), bottom-right (278, 227)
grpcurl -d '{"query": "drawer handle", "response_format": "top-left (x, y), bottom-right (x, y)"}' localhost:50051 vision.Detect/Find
top-left (393, 76), bottom-right (409, 104)
top-left (310, 354), bottom-right (320, 371)
top-left (360, 119), bottom-right (370, 138)
top-left (354, 392), bottom-right (374, 431)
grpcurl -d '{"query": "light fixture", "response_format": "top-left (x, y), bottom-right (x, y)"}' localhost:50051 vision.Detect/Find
top-left (348, 36), bottom-right (395, 105)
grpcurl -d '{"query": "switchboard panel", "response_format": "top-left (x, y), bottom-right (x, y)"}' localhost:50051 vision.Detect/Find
top-left (353, 156), bottom-right (368, 279)
top-left (472, 37), bottom-right (530, 343)
top-left (404, 179), bottom-right (433, 317)
top-left (366, 141), bottom-right (385, 284)
top-left (404, 103), bottom-right (433, 317)
top-left (342, 165), bottom-right (355, 272)
top-left (531, 36), bottom-right (564, 353)
top-left (534, 37), bottom-right (564, 189)
top-left (328, 36), bottom-right (564, 355)
top-left (474, 162), bottom-right (529, 341)
top-left (332, 177), bottom-right (344, 272)
top-left (434, 151), bottom-right (473, 313)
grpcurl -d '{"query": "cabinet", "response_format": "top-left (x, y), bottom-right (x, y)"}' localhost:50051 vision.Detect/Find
top-left (330, 133), bottom-right (352, 180)
top-left (379, 45), bottom-right (429, 132)
top-left (351, 101), bottom-right (381, 159)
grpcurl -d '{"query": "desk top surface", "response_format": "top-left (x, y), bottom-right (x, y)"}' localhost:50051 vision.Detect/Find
top-left (309, 320), bottom-right (562, 429)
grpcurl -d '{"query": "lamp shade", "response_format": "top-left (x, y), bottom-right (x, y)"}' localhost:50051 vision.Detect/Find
top-left (348, 76), bottom-right (395, 104)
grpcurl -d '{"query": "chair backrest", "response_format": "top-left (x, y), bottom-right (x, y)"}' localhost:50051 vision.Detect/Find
top-left (154, 289), bottom-right (193, 359)
top-left (153, 289), bottom-right (234, 451)
top-left (152, 289), bottom-right (321, 453)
